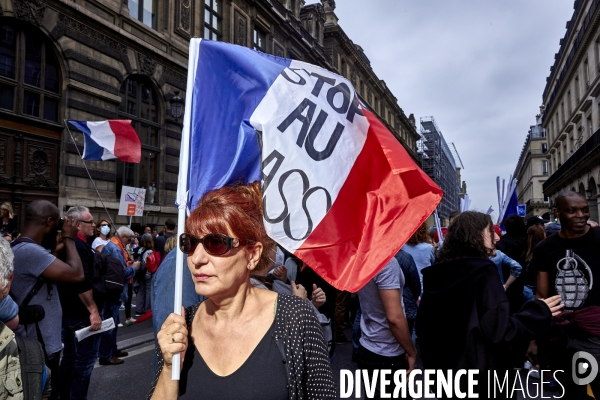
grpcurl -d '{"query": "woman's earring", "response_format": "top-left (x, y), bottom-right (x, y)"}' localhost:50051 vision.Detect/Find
top-left (247, 262), bottom-right (252, 269)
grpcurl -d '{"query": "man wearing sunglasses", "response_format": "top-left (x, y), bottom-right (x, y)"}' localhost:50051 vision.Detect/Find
top-left (57, 206), bottom-right (103, 400)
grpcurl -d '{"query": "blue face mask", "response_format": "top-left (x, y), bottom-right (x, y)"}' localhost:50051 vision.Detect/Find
top-left (100, 226), bottom-right (110, 236)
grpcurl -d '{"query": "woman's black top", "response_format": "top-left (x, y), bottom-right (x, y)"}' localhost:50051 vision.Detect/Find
top-left (179, 320), bottom-right (287, 399)
top-left (148, 294), bottom-right (336, 400)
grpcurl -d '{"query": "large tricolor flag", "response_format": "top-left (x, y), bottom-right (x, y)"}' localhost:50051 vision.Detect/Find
top-left (67, 120), bottom-right (142, 163)
top-left (180, 39), bottom-right (442, 292)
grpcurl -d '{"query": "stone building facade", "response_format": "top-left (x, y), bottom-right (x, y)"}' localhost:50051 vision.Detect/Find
top-left (541, 0), bottom-right (600, 222)
top-left (0, 0), bottom-right (420, 232)
top-left (513, 115), bottom-right (551, 220)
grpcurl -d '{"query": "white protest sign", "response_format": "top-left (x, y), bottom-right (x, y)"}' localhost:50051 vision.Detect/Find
top-left (249, 61), bottom-right (369, 253)
top-left (118, 186), bottom-right (146, 216)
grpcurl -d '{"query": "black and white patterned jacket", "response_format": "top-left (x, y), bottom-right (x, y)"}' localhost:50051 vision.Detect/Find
top-left (148, 293), bottom-right (336, 400)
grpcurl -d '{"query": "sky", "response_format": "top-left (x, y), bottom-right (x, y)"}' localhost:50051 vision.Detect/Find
top-left (306, 0), bottom-right (574, 219)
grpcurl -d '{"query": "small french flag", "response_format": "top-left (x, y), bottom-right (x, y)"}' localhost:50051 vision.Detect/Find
top-left (67, 120), bottom-right (142, 163)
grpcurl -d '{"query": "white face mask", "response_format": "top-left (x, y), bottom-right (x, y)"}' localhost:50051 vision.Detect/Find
top-left (100, 226), bottom-right (110, 236)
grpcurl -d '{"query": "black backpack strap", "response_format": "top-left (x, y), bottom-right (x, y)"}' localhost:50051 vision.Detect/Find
top-left (10, 237), bottom-right (51, 358)
top-left (15, 335), bottom-right (44, 400)
top-left (21, 278), bottom-right (47, 308)
top-left (10, 238), bottom-right (52, 307)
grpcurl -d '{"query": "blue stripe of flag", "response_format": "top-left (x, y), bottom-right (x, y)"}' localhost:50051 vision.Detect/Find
top-left (67, 120), bottom-right (105, 161)
top-left (187, 40), bottom-right (291, 208)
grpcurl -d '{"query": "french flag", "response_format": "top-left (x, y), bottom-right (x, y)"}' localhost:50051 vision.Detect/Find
top-left (181, 39), bottom-right (442, 291)
top-left (67, 120), bottom-right (142, 163)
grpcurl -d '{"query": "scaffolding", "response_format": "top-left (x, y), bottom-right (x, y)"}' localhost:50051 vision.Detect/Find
top-left (420, 116), bottom-right (460, 221)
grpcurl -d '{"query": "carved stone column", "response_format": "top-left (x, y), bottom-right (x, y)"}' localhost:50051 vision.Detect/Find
top-left (13, 134), bottom-right (23, 184)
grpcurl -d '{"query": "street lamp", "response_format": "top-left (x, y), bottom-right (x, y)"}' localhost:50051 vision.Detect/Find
top-left (170, 91), bottom-right (184, 122)
top-left (586, 187), bottom-right (593, 199)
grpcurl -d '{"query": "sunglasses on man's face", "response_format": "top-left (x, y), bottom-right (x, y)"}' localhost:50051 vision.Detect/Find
top-left (179, 233), bottom-right (255, 256)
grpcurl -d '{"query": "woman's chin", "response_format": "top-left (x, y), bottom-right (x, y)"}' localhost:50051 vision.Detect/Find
top-left (194, 282), bottom-right (214, 297)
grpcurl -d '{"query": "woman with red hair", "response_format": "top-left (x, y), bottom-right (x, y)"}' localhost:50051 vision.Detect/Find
top-left (148, 182), bottom-right (335, 400)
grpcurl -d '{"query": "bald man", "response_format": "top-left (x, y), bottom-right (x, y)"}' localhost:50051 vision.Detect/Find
top-left (528, 191), bottom-right (600, 398)
top-left (10, 200), bottom-right (84, 400)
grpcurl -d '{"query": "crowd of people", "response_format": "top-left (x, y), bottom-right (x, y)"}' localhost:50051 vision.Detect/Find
top-left (147, 184), bottom-right (599, 400)
top-left (0, 200), bottom-right (177, 399)
top-left (0, 186), bottom-right (599, 400)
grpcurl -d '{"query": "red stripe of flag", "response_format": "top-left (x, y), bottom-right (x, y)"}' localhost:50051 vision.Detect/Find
top-left (294, 109), bottom-right (442, 292)
top-left (108, 120), bottom-right (142, 163)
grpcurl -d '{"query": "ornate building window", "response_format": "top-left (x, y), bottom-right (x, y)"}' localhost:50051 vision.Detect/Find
top-left (303, 17), bottom-right (313, 36)
top-left (253, 27), bottom-right (266, 52)
top-left (0, 20), bottom-right (60, 122)
top-left (340, 58), bottom-right (346, 78)
top-left (128, 0), bottom-right (157, 29)
top-left (117, 75), bottom-right (161, 202)
top-left (204, 0), bottom-right (222, 40)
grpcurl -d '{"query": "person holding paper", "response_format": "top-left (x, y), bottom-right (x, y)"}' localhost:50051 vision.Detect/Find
top-left (57, 206), bottom-right (103, 400)
top-left (148, 182), bottom-right (335, 400)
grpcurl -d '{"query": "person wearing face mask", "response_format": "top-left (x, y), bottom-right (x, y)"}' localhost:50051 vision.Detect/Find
top-left (10, 200), bottom-right (84, 400)
top-left (92, 219), bottom-right (112, 253)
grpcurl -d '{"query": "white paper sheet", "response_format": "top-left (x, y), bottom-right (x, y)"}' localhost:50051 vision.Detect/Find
top-left (75, 318), bottom-right (115, 342)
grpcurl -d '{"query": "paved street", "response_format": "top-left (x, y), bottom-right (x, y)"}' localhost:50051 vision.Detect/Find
top-left (88, 308), bottom-right (155, 400)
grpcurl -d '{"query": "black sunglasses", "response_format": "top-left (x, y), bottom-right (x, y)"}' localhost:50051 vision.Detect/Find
top-left (179, 233), bottom-right (255, 256)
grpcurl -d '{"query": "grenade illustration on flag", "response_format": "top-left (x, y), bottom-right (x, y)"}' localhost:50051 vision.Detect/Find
top-left (555, 249), bottom-right (594, 310)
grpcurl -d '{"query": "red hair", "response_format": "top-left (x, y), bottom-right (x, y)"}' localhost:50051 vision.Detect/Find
top-left (407, 221), bottom-right (429, 245)
top-left (186, 181), bottom-right (274, 270)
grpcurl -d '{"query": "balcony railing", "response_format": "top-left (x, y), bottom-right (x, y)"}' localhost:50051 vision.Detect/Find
top-left (526, 198), bottom-right (549, 207)
top-left (529, 149), bottom-right (548, 155)
top-left (543, 126), bottom-right (600, 191)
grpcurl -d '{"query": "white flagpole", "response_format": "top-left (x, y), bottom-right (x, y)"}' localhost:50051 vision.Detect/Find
top-left (434, 209), bottom-right (444, 246)
top-left (496, 176), bottom-right (501, 217)
top-left (171, 38), bottom-right (202, 380)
